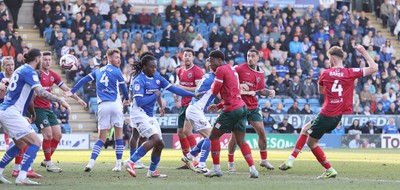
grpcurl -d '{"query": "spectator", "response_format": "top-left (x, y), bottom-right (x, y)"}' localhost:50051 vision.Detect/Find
top-left (150, 8), bottom-right (163, 30)
top-left (97, 0), bottom-right (110, 20)
top-left (165, 0), bottom-right (178, 22)
top-left (161, 24), bottom-right (175, 47)
top-left (288, 75), bottom-right (304, 99)
top-left (120, 0), bottom-right (131, 15)
top-left (0, 12), bottom-right (8, 31)
top-left (274, 76), bottom-right (287, 97)
top-left (109, 13), bottom-right (121, 32)
top-left (39, 4), bottom-right (53, 37)
top-left (385, 77), bottom-right (399, 93)
top-left (347, 119), bottom-right (362, 134)
top-left (126, 6), bottom-right (137, 29)
top-left (360, 84), bottom-right (372, 107)
top-left (115, 7), bottom-right (127, 28)
top-left (385, 102), bottom-right (398, 114)
top-left (275, 102), bottom-right (286, 114)
top-left (203, 2), bottom-right (216, 24)
top-left (362, 105), bottom-right (372, 115)
top-left (14, 53), bottom-right (24, 68)
top-left (262, 111), bottom-right (275, 133)
top-left (171, 100), bottom-right (181, 114)
top-left (58, 105), bottom-right (70, 134)
top-left (303, 76), bottom-right (317, 99)
top-left (380, 0), bottom-right (393, 28)
top-left (277, 116), bottom-right (295, 134)
top-left (33, 0), bottom-right (46, 29)
top-left (73, 39), bottom-right (87, 58)
top-left (301, 104), bottom-right (313, 114)
top-left (289, 36), bottom-right (302, 55)
top-left (383, 118), bottom-right (399, 134)
top-left (287, 101), bottom-right (301, 114)
top-left (191, 34), bottom-right (207, 52)
top-left (378, 46), bottom-right (391, 62)
top-left (159, 50), bottom-right (177, 73)
top-left (348, 134), bottom-right (361, 148)
top-left (331, 122), bottom-right (345, 135)
top-left (374, 102), bottom-right (385, 114)
top-left (138, 7), bottom-right (151, 29)
top-left (381, 40), bottom-right (395, 55)
top-left (362, 120), bottom-right (380, 134)
top-left (386, 88), bottom-right (396, 102)
top-left (380, 94), bottom-right (391, 112)
top-left (261, 100), bottom-right (275, 114)
top-left (1, 41), bottom-right (15, 58)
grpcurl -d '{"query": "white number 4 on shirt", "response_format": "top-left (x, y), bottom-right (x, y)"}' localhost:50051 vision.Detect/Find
top-left (331, 79), bottom-right (343, 96)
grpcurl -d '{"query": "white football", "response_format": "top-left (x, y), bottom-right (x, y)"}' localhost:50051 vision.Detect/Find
top-left (60, 54), bottom-right (78, 71)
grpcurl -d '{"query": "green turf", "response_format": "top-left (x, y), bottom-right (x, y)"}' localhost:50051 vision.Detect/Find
top-left (0, 149), bottom-right (399, 190)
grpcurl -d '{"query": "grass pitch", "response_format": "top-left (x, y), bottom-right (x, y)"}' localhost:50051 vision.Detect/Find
top-left (0, 149), bottom-right (399, 190)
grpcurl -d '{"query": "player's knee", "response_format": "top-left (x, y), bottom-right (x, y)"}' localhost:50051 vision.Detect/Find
top-left (155, 140), bottom-right (164, 150)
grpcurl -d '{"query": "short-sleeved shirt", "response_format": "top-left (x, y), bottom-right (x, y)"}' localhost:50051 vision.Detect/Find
top-left (235, 64), bottom-right (265, 110)
top-left (1, 64), bottom-right (41, 114)
top-left (34, 70), bottom-right (63, 109)
top-left (319, 67), bottom-right (364, 117)
top-left (177, 65), bottom-right (203, 106)
top-left (212, 64), bottom-right (245, 112)
top-left (89, 64), bottom-right (126, 103)
top-left (131, 72), bottom-right (171, 117)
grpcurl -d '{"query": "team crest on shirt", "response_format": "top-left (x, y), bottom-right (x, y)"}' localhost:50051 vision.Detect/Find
top-left (188, 73), bottom-right (193, 78)
top-left (156, 80), bottom-right (160, 85)
top-left (50, 76), bottom-right (54, 82)
top-left (256, 77), bottom-right (261, 82)
top-left (135, 84), bottom-right (140, 91)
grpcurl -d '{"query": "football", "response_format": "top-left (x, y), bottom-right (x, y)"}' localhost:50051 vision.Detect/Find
top-left (60, 54), bottom-right (78, 71)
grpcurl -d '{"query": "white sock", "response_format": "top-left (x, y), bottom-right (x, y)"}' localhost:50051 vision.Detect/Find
top-left (187, 153), bottom-right (194, 159)
top-left (116, 160), bottom-right (122, 167)
top-left (46, 160), bottom-right (53, 167)
top-left (249, 165), bottom-right (256, 172)
top-left (194, 156), bottom-right (199, 163)
top-left (199, 162), bottom-right (206, 168)
top-left (213, 164), bottom-right (221, 171)
top-left (288, 155), bottom-right (295, 160)
top-left (326, 167), bottom-right (332, 171)
top-left (0, 167), bottom-right (4, 175)
top-left (18, 170), bottom-right (27, 179)
top-left (14, 164), bottom-right (21, 171)
top-left (88, 159), bottom-right (95, 167)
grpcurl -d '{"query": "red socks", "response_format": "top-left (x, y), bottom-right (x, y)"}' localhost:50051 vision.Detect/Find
top-left (187, 135), bottom-right (197, 149)
top-left (210, 140), bottom-right (220, 165)
top-left (291, 134), bottom-right (308, 158)
top-left (311, 146), bottom-right (331, 169)
top-left (240, 143), bottom-right (254, 167)
top-left (260, 150), bottom-right (267, 160)
top-left (228, 153), bottom-right (234, 162)
top-left (43, 139), bottom-right (52, 161)
top-left (51, 138), bottom-right (60, 156)
top-left (15, 145), bottom-right (28, 165)
top-left (179, 137), bottom-right (190, 155)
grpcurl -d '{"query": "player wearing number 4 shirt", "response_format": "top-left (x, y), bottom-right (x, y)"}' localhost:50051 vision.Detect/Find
top-left (67, 49), bottom-right (130, 173)
top-left (278, 45), bottom-right (378, 179)
top-left (227, 49), bottom-right (275, 172)
top-left (204, 50), bottom-right (259, 178)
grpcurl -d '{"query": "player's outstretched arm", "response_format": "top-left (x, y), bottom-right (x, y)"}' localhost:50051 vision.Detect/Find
top-left (259, 89), bottom-right (275, 98)
top-left (60, 84), bottom-right (87, 109)
top-left (69, 75), bottom-right (94, 95)
top-left (356, 44), bottom-right (378, 76)
top-left (166, 85), bottom-right (195, 97)
top-left (34, 86), bottom-right (71, 110)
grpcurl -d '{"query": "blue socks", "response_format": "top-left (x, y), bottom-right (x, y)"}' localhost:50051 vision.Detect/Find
top-left (21, 144), bottom-right (40, 172)
top-left (91, 140), bottom-right (104, 160)
top-left (130, 146), bottom-right (147, 163)
top-left (115, 139), bottom-right (124, 160)
top-left (0, 145), bottom-right (21, 169)
top-left (149, 155), bottom-right (160, 172)
top-left (190, 139), bottom-right (205, 156)
top-left (130, 148), bottom-right (137, 157)
top-left (200, 138), bottom-right (210, 163)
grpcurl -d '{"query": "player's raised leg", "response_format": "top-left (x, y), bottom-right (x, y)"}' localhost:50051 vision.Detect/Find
top-left (279, 122), bottom-right (311, 171)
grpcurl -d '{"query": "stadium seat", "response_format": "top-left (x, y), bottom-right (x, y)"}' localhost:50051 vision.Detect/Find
top-left (168, 47), bottom-right (177, 53)
top-left (89, 97), bottom-right (97, 106)
top-left (62, 124), bottom-right (72, 134)
top-left (270, 98), bottom-right (282, 107)
top-left (283, 98), bottom-right (294, 107)
top-left (234, 56), bottom-right (246, 64)
top-left (258, 98), bottom-right (268, 108)
top-left (296, 98), bottom-right (307, 104)
top-left (308, 98), bottom-right (320, 105)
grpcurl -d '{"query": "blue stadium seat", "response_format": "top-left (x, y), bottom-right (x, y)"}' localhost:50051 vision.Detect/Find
top-left (270, 98), bottom-right (282, 107)
top-left (296, 98), bottom-right (307, 104)
top-left (162, 21), bottom-right (170, 29)
top-left (283, 98), bottom-right (294, 107)
top-left (62, 124), bottom-right (72, 134)
top-left (89, 97), bottom-right (97, 106)
top-left (308, 98), bottom-right (320, 105)
top-left (258, 98), bottom-right (268, 108)
top-left (168, 47), bottom-right (177, 53)
top-left (234, 56), bottom-right (246, 64)
top-left (162, 91), bottom-right (174, 98)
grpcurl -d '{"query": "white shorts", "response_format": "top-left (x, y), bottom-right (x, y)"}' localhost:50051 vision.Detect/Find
top-left (186, 105), bottom-right (211, 132)
top-left (0, 106), bottom-right (34, 140)
top-left (130, 109), bottom-right (162, 139)
top-left (97, 101), bottom-right (124, 130)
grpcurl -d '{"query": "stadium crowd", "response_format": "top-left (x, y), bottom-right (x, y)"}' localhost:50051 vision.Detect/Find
top-left (23, 0), bottom-right (400, 134)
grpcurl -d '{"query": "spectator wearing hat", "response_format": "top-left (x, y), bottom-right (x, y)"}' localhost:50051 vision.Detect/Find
top-left (277, 116), bottom-right (295, 134)
top-left (361, 120), bottom-right (380, 134)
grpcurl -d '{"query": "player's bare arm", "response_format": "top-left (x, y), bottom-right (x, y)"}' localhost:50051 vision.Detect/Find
top-left (27, 96), bottom-right (36, 123)
top-left (318, 85), bottom-right (324, 94)
top-left (35, 87), bottom-right (70, 110)
top-left (157, 95), bottom-right (165, 117)
top-left (60, 84), bottom-right (87, 108)
top-left (356, 45), bottom-right (378, 76)
top-left (259, 89), bottom-right (275, 98)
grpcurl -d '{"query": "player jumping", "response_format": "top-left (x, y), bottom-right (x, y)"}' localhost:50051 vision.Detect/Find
top-left (278, 45), bottom-right (378, 178)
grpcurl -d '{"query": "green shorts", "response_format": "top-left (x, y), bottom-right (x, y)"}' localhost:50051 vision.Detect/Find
top-left (309, 114), bottom-right (342, 139)
top-left (34, 108), bottom-right (59, 129)
top-left (214, 106), bottom-right (247, 133)
top-left (246, 108), bottom-right (263, 122)
top-left (178, 106), bottom-right (188, 129)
